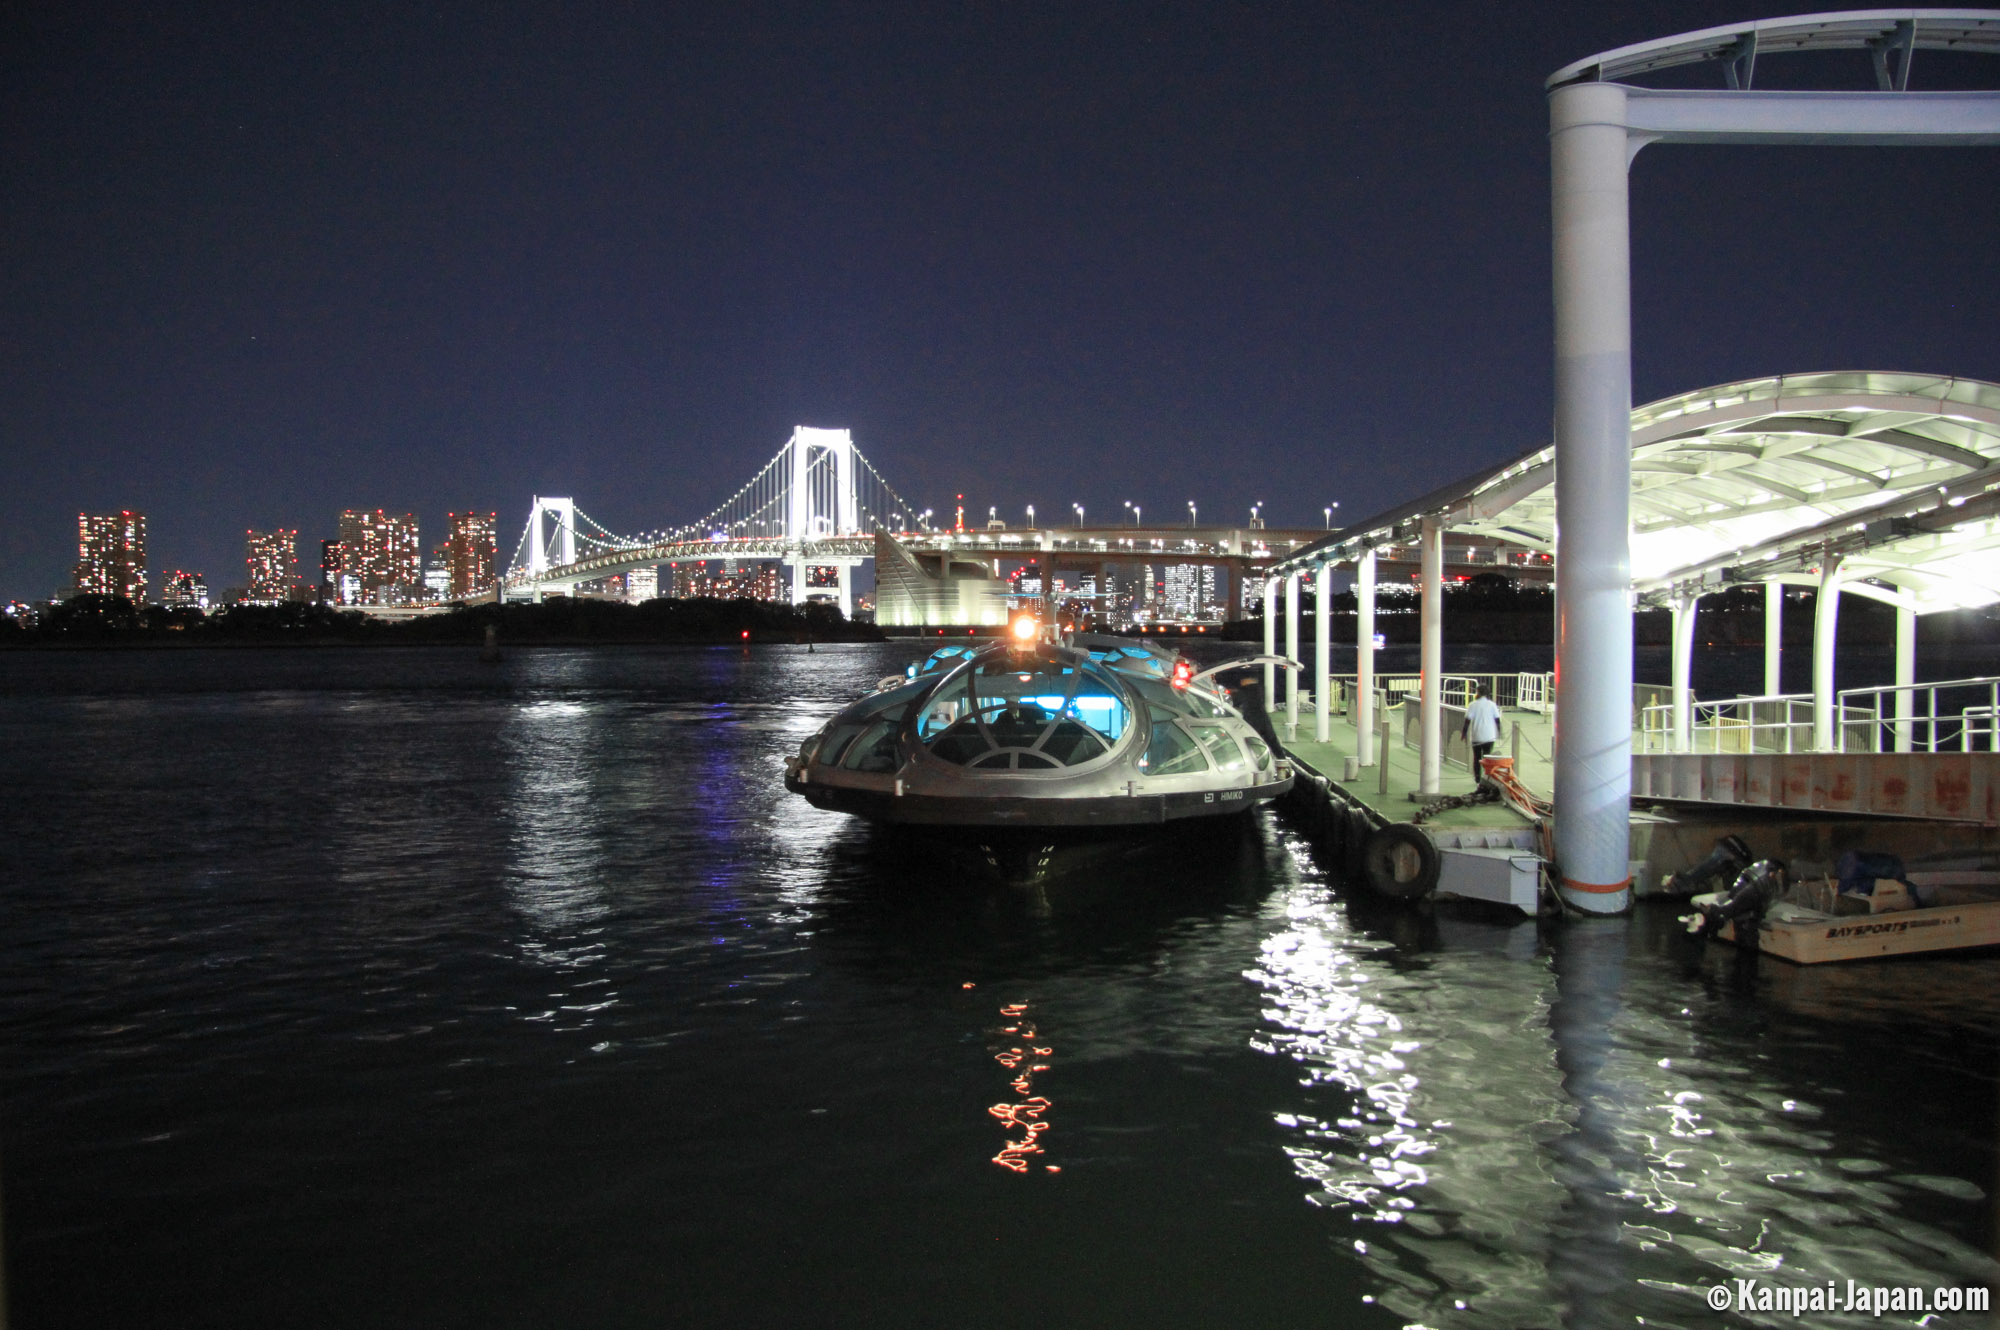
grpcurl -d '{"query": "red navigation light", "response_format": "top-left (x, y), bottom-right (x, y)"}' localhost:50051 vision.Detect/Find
top-left (740, 630), bottom-right (750, 640)
top-left (1171, 659), bottom-right (1194, 690)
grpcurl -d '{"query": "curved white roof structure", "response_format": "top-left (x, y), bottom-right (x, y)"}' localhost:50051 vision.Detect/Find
top-left (1548, 9), bottom-right (2000, 90)
top-left (1276, 371), bottom-right (2000, 614)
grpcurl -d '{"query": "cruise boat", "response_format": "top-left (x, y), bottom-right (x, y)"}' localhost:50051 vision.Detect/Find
top-left (784, 623), bottom-right (1293, 831)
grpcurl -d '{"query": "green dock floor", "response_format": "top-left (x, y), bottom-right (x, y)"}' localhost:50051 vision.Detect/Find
top-left (1269, 702), bottom-right (1555, 833)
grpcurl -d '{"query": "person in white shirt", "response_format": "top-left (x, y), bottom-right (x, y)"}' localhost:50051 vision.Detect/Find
top-left (1462, 683), bottom-right (1502, 790)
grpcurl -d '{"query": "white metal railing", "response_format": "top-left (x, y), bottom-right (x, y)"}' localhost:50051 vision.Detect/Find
top-left (1638, 693), bottom-right (1822, 754)
top-left (1516, 672), bottom-right (1553, 714)
top-left (1636, 676), bottom-right (2000, 754)
top-left (1963, 706), bottom-right (1999, 752)
top-left (1355, 673), bottom-right (1526, 708)
top-left (1838, 676), bottom-right (2000, 754)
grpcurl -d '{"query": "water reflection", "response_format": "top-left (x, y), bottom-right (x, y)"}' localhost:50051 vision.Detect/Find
top-left (503, 698), bottom-right (611, 964)
top-left (1547, 919), bottom-right (2000, 1324)
top-left (1248, 882), bottom-right (1569, 1328)
top-left (1252, 873), bottom-right (2000, 1329)
top-left (988, 1000), bottom-right (1057, 1174)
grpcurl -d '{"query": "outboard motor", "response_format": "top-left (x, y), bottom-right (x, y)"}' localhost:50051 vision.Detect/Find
top-left (1684, 859), bottom-right (1787, 940)
top-left (1666, 834), bottom-right (1752, 896)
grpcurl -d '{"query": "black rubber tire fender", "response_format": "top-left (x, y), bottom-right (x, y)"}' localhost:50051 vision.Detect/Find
top-left (1362, 822), bottom-right (1440, 900)
top-left (1343, 806), bottom-right (1372, 879)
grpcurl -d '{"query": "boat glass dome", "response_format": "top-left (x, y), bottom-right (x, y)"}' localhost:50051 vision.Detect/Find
top-left (916, 648), bottom-right (1134, 770)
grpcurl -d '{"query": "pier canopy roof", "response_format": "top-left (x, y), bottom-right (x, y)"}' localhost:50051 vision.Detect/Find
top-left (1546, 10), bottom-right (2000, 90)
top-left (1274, 372), bottom-right (2000, 614)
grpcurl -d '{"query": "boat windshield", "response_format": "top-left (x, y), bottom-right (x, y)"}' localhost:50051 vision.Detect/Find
top-left (814, 676), bottom-right (931, 772)
top-left (916, 648), bottom-right (1133, 770)
top-left (1086, 643), bottom-right (1176, 681)
top-left (906, 645), bottom-right (979, 680)
top-left (1124, 674), bottom-right (1235, 720)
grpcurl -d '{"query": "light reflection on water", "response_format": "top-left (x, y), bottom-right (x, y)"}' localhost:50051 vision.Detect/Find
top-left (3, 643), bottom-right (1995, 1330)
top-left (1249, 884), bottom-right (1569, 1326)
top-left (504, 698), bottom-right (612, 952)
top-left (1248, 874), bottom-right (2000, 1328)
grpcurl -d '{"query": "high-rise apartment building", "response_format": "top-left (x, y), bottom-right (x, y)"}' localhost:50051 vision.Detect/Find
top-left (336, 510), bottom-right (421, 604)
top-left (73, 511), bottom-right (147, 603)
top-left (319, 540), bottom-right (344, 601)
top-left (161, 570), bottom-right (208, 610)
top-left (1158, 564), bottom-right (1220, 621)
top-left (626, 566), bottom-right (658, 603)
top-left (444, 511), bottom-right (496, 598)
top-left (244, 529), bottom-right (298, 603)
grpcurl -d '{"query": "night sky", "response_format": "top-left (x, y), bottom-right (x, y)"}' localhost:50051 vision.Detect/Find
top-left (5, 2), bottom-right (1996, 600)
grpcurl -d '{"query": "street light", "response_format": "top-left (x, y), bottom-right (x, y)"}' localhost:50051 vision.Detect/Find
top-left (1187, 501), bottom-right (1197, 528)
top-left (1250, 502), bottom-right (1262, 529)
top-left (1324, 501), bottom-right (1339, 529)
top-left (1124, 501), bottom-right (1141, 526)
top-left (1026, 504), bottom-right (1036, 527)
top-left (1072, 503), bottom-right (1085, 528)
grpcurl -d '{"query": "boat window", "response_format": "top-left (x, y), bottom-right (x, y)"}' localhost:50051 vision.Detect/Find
top-left (1127, 676), bottom-right (1191, 717)
top-left (1126, 675), bottom-right (1233, 721)
top-left (1094, 646), bottom-right (1172, 681)
top-left (916, 675), bottom-right (973, 739)
top-left (1180, 687), bottom-right (1234, 719)
top-left (815, 720), bottom-right (869, 768)
top-left (1141, 721), bottom-right (1209, 776)
top-left (1192, 725), bottom-right (1248, 775)
top-left (840, 718), bottom-right (902, 773)
top-left (915, 652), bottom-right (1131, 769)
top-left (907, 645), bottom-right (977, 679)
top-left (1242, 733), bottom-right (1275, 772)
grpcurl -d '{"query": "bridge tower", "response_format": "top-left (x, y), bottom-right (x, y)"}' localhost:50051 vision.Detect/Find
top-left (525, 496), bottom-right (576, 602)
top-left (783, 427), bottom-right (862, 615)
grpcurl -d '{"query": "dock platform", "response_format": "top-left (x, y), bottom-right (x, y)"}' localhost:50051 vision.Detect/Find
top-left (1267, 697), bottom-right (2000, 917)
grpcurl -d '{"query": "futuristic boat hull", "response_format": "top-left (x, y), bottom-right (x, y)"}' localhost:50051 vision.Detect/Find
top-left (788, 775), bottom-right (1288, 827)
top-left (785, 633), bottom-right (1293, 831)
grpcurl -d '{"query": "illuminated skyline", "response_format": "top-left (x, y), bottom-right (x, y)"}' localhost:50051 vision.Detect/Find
top-left (8, 7), bottom-right (1996, 600)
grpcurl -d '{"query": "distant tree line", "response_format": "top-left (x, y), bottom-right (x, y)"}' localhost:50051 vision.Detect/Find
top-left (1, 594), bottom-right (882, 646)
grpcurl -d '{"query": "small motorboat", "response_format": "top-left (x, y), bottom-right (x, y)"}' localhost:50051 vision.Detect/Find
top-left (1683, 851), bottom-right (2000, 964)
top-left (784, 623), bottom-right (1293, 830)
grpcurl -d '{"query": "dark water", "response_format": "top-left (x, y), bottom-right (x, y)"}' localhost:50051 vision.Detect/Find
top-left (3, 644), bottom-right (1997, 1329)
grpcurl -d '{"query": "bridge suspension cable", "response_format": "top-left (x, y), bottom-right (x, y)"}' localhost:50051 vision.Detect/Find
top-left (504, 429), bottom-right (925, 582)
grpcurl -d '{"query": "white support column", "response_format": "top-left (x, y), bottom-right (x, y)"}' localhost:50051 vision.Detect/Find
top-left (1764, 581), bottom-right (1783, 696)
top-left (834, 435), bottom-right (857, 534)
top-left (1284, 571), bottom-right (1301, 737)
top-left (1419, 516), bottom-right (1443, 796)
top-left (787, 429), bottom-right (812, 542)
top-left (1355, 550), bottom-right (1377, 764)
top-left (790, 557), bottom-right (807, 606)
top-left (1670, 591), bottom-right (1700, 752)
top-left (1894, 603), bottom-right (1916, 754)
top-left (1549, 81), bottom-right (1635, 912)
top-left (1812, 558), bottom-right (1845, 751)
top-left (837, 562), bottom-right (853, 620)
top-left (1314, 562), bottom-right (1332, 744)
top-left (1262, 575), bottom-right (1279, 699)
